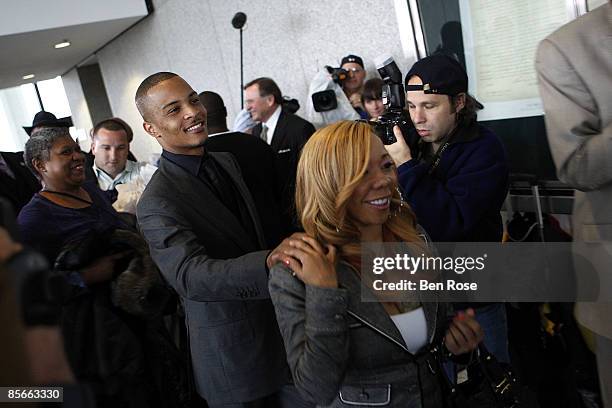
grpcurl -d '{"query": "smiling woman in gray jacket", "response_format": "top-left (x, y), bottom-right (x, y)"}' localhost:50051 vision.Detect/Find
top-left (268, 121), bottom-right (483, 407)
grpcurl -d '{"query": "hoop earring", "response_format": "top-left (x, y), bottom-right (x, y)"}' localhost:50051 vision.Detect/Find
top-left (396, 186), bottom-right (405, 208)
top-left (334, 218), bottom-right (342, 233)
top-left (392, 186), bottom-right (406, 217)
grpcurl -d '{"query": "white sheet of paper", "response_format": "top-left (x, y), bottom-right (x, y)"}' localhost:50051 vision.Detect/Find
top-left (588, 0), bottom-right (608, 10)
top-left (458, 0), bottom-right (578, 121)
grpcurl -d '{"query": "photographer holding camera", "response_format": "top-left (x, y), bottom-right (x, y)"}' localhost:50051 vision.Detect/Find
top-left (385, 55), bottom-right (510, 363)
top-left (306, 54), bottom-right (368, 128)
top-left (340, 54), bottom-right (368, 119)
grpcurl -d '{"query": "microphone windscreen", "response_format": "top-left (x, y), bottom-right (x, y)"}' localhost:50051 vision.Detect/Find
top-left (232, 12), bottom-right (247, 29)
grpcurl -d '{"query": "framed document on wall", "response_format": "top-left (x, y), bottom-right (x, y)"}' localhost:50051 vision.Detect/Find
top-left (458, 0), bottom-right (582, 121)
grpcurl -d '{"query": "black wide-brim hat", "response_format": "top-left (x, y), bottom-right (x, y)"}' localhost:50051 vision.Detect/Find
top-left (23, 111), bottom-right (73, 136)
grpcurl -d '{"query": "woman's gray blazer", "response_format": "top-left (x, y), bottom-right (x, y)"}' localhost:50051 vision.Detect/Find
top-left (269, 261), bottom-right (448, 407)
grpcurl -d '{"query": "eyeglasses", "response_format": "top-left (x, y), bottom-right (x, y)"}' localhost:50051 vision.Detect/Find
top-left (344, 67), bottom-right (364, 73)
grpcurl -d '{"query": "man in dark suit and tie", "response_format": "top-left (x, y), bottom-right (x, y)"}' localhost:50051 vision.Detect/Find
top-left (245, 78), bottom-right (315, 228)
top-left (135, 72), bottom-right (311, 408)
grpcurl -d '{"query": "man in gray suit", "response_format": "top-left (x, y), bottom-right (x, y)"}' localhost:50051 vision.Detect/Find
top-left (134, 72), bottom-right (311, 408)
top-left (536, 3), bottom-right (612, 406)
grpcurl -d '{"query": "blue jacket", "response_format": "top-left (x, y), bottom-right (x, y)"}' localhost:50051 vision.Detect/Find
top-left (398, 120), bottom-right (509, 242)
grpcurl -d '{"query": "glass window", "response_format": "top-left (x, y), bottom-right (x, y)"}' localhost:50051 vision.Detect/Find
top-left (0, 84), bottom-right (40, 152)
top-left (37, 77), bottom-right (72, 119)
top-left (0, 76), bottom-right (72, 152)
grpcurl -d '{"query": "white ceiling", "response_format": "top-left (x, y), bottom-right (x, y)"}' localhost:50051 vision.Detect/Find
top-left (0, 0), bottom-right (148, 90)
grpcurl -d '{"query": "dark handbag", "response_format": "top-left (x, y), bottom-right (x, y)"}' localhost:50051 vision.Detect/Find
top-left (432, 343), bottom-right (529, 408)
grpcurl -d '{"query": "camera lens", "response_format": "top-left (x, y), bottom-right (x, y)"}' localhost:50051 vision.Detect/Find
top-left (312, 90), bottom-right (338, 112)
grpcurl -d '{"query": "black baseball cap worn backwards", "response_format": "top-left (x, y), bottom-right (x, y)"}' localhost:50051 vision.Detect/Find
top-left (341, 54), bottom-right (364, 69)
top-left (405, 55), bottom-right (468, 96)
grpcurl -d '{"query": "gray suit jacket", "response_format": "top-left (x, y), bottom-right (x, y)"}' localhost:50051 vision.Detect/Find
top-left (136, 152), bottom-right (288, 404)
top-left (536, 4), bottom-right (612, 338)
top-left (269, 261), bottom-right (446, 407)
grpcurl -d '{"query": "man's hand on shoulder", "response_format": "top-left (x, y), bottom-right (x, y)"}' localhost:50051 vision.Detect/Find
top-left (267, 232), bottom-right (308, 270)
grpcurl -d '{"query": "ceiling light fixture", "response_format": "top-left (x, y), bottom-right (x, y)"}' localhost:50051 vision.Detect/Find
top-left (54, 40), bottom-right (71, 49)
top-left (22, 74), bottom-right (35, 80)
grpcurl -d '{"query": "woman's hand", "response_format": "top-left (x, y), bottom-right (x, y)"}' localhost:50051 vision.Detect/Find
top-left (349, 93), bottom-right (364, 110)
top-left (444, 308), bottom-right (484, 355)
top-left (283, 235), bottom-right (338, 288)
top-left (267, 232), bottom-right (309, 269)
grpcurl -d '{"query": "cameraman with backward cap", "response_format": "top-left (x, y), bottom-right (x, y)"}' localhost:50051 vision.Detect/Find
top-left (385, 55), bottom-right (510, 363)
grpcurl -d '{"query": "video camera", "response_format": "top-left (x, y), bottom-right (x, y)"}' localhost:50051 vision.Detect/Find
top-left (326, 66), bottom-right (349, 85)
top-left (311, 66), bottom-right (349, 112)
top-left (370, 55), bottom-right (416, 146)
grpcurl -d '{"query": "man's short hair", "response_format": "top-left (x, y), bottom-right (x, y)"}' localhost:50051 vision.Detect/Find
top-left (244, 77), bottom-right (282, 105)
top-left (135, 72), bottom-right (179, 119)
top-left (199, 91), bottom-right (227, 128)
top-left (91, 117), bottom-right (134, 143)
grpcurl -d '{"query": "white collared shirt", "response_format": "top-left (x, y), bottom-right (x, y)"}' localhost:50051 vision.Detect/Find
top-left (207, 130), bottom-right (233, 138)
top-left (261, 105), bottom-right (282, 145)
top-left (93, 160), bottom-right (157, 191)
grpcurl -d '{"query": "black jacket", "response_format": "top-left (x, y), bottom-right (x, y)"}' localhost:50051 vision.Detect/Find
top-left (205, 131), bottom-right (287, 245)
top-left (0, 152), bottom-right (41, 215)
top-left (137, 152), bottom-right (289, 405)
top-left (252, 109), bottom-right (315, 229)
top-left (56, 229), bottom-right (188, 408)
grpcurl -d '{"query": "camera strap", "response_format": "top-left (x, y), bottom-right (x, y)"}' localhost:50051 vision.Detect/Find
top-left (425, 123), bottom-right (464, 175)
top-left (427, 140), bottom-right (451, 175)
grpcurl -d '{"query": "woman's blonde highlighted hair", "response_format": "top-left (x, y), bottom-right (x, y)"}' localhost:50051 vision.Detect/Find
top-left (295, 120), bottom-right (424, 263)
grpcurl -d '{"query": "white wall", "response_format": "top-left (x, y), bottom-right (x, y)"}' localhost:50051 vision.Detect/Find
top-left (62, 68), bottom-right (94, 151)
top-left (93, 0), bottom-right (418, 161)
